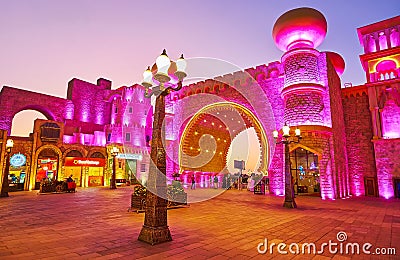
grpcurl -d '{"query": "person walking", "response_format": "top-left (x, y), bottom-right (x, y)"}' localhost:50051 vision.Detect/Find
top-left (213, 175), bottom-right (219, 189)
top-left (191, 175), bottom-right (196, 189)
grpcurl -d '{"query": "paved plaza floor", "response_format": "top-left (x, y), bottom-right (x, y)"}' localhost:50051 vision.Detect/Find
top-left (0, 186), bottom-right (398, 259)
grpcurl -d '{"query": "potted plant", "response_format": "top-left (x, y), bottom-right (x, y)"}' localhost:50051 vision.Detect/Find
top-left (167, 180), bottom-right (187, 206)
top-left (131, 185), bottom-right (147, 210)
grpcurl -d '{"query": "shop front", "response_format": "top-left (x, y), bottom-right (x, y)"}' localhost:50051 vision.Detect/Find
top-left (63, 159), bottom-right (83, 186)
top-left (35, 157), bottom-right (58, 190)
top-left (8, 153), bottom-right (27, 192)
top-left (116, 153), bottom-right (143, 185)
top-left (64, 157), bottom-right (105, 187)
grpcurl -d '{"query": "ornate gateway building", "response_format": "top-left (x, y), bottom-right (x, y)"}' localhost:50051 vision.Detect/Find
top-left (0, 8), bottom-right (399, 199)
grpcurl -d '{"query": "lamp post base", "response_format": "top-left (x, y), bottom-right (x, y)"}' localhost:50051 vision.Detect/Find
top-left (138, 225), bottom-right (172, 245)
top-left (283, 200), bottom-right (297, 208)
top-left (0, 192), bottom-right (9, 198)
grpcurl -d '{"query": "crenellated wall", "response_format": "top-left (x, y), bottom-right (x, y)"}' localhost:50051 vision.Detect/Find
top-left (67, 78), bottom-right (112, 125)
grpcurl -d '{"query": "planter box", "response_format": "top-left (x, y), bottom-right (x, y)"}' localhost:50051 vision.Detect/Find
top-left (40, 184), bottom-right (55, 193)
top-left (131, 192), bottom-right (187, 211)
top-left (168, 192), bottom-right (187, 206)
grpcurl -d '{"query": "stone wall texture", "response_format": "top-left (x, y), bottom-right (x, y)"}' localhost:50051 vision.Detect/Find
top-left (342, 88), bottom-right (376, 196)
top-left (373, 138), bottom-right (400, 198)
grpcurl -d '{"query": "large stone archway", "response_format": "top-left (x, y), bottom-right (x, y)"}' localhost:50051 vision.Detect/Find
top-left (179, 102), bottom-right (270, 174)
top-left (0, 87), bottom-right (73, 134)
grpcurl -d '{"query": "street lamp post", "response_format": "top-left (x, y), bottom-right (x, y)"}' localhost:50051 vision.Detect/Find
top-left (138, 49), bottom-right (187, 245)
top-left (1, 139), bottom-right (14, 197)
top-left (273, 124), bottom-right (301, 208)
top-left (110, 146), bottom-right (119, 189)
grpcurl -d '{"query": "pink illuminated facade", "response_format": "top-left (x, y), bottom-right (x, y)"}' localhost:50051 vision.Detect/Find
top-left (0, 8), bottom-right (399, 200)
top-left (165, 9), bottom-right (400, 200)
top-left (0, 78), bottom-right (151, 190)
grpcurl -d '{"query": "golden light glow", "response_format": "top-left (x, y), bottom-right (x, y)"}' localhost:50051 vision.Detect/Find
top-left (370, 56), bottom-right (400, 73)
top-left (273, 130), bottom-right (279, 139)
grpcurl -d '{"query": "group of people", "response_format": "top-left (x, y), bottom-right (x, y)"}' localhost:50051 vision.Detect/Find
top-left (190, 175), bottom-right (220, 189)
top-left (189, 173), bottom-right (264, 190)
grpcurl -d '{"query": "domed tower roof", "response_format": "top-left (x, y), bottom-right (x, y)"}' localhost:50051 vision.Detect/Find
top-left (272, 7), bottom-right (327, 52)
top-left (326, 51), bottom-right (346, 76)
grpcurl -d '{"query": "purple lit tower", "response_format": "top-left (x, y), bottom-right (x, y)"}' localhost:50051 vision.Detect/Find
top-left (272, 8), bottom-right (350, 199)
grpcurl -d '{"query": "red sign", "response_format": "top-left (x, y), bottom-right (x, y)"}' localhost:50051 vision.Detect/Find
top-left (64, 157), bottom-right (105, 167)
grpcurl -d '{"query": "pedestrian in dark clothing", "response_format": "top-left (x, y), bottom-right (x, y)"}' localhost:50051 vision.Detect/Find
top-left (191, 175), bottom-right (196, 189)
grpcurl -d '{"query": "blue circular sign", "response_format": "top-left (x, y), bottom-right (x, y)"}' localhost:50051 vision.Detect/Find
top-left (10, 153), bottom-right (26, 167)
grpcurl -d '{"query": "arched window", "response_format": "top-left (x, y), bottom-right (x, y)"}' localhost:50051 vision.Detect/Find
top-left (66, 150), bottom-right (83, 157)
top-left (379, 31), bottom-right (388, 50)
top-left (90, 152), bottom-right (105, 158)
top-left (376, 59), bottom-right (397, 81)
top-left (381, 100), bottom-right (400, 139)
top-left (367, 34), bottom-right (376, 53)
top-left (390, 28), bottom-right (399, 47)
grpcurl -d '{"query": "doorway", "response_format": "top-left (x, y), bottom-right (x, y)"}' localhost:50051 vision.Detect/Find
top-left (290, 147), bottom-right (320, 196)
top-left (393, 178), bottom-right (400, 198)
top-left (364, 177), bottom-right (377, 196)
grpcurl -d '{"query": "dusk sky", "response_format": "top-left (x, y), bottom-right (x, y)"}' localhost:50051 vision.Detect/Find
top-left (1, 0), bottom-right (399, 137)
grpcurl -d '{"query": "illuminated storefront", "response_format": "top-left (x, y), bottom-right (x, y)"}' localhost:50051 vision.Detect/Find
top-left (8, 153), bottom-right (27, 191)
top-left (35, 157), bottom-right (58, 189)
top-left (116, 153), bottom-right (143, 183)
top-left (64, 157), bottom-right (105, 187)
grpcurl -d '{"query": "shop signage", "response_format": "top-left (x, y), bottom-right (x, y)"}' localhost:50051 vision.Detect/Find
top-left (116, 153), bottom-right (143, 160)
top-left (234, 160), bottom-right (245, 170)
top-left (10, 153), bottom-right (26, 167)
top-left (64, 157), bottom-right (105, 167)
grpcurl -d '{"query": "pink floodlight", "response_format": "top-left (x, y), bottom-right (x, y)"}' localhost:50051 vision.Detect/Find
top-left (272, 7), bottom-right (327, 52)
